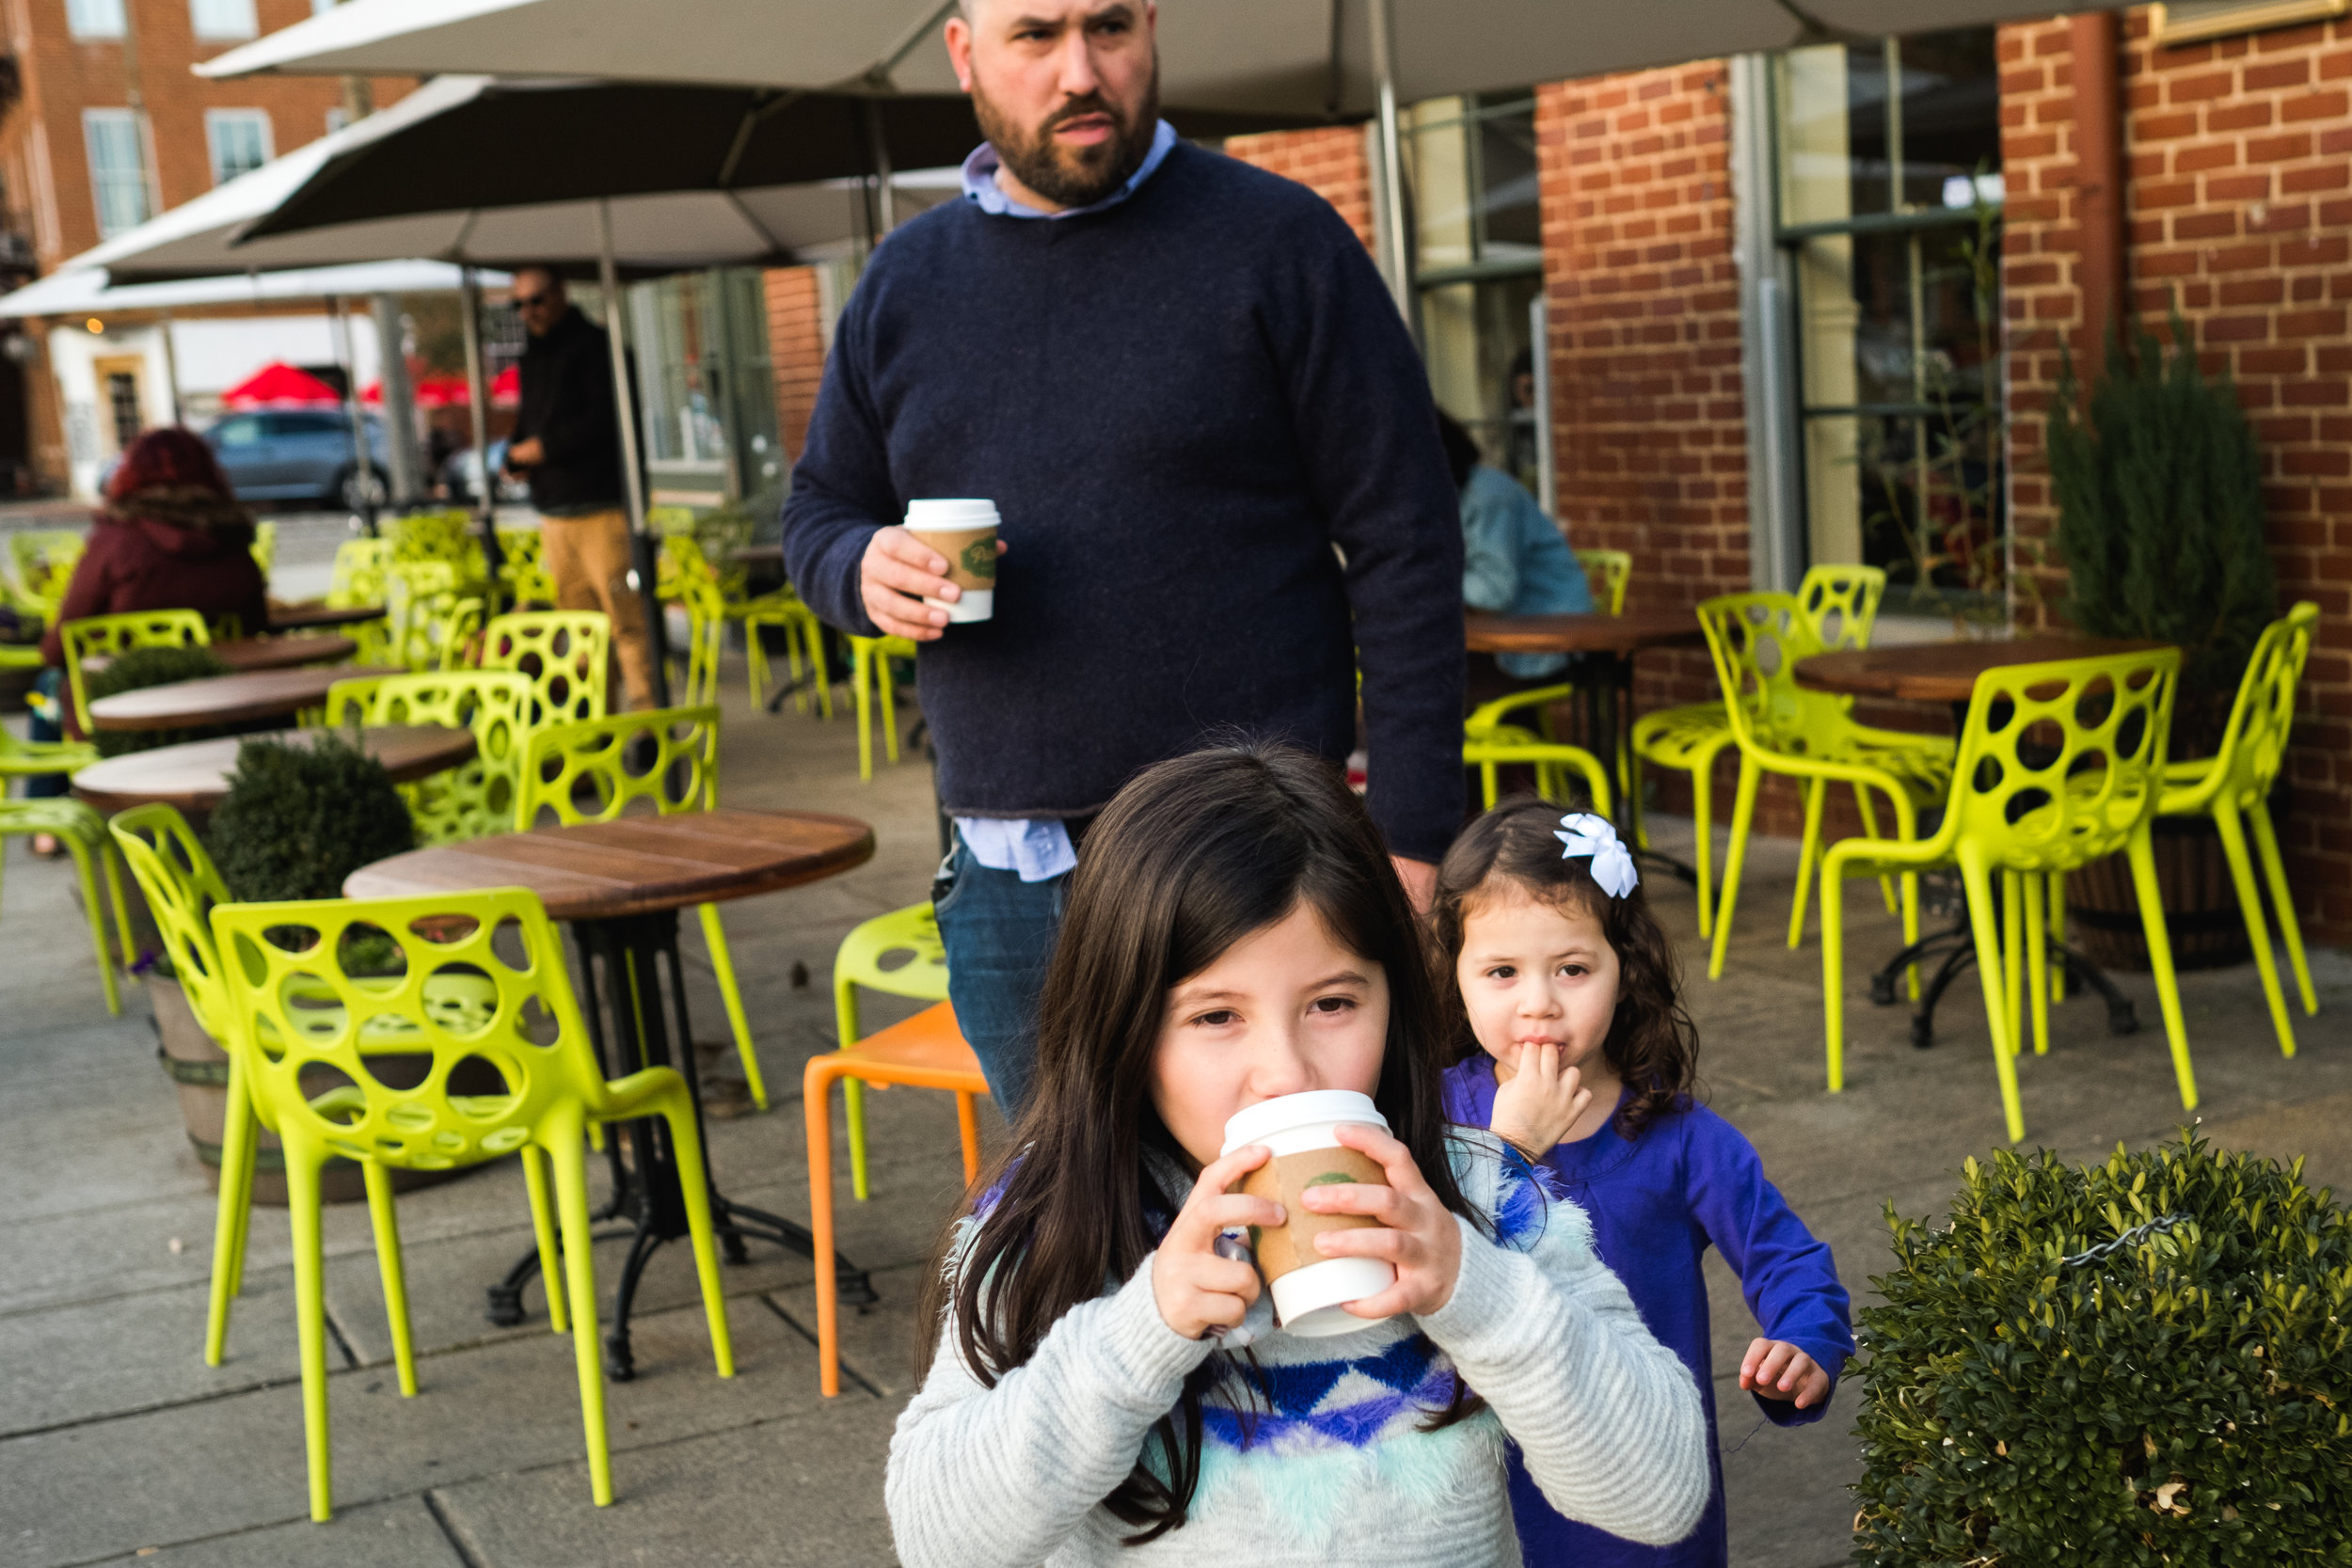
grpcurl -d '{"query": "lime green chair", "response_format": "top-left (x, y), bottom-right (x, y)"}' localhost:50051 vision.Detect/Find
top-left (1574, 548), bottom-right (1631, 616)
top-left (249, 520), bottom-right (278, 577)
top-left (1, 700), bottom-right (98, 785)
top-left (326, 671), bottom-right (535, 846)
top-left (389, 509), bottom-right (486, 581)
top-left (481, 610), bottom-right (610, 726)
top-left (59, 609), bottom-right (212, 740)
top-left (1698, 590), bottom-right (1952, 981)
top-left (208, 885), bottom-right (734, 1518)
top-left (1, 795), bottom-right (132, 1013)
top-left (1823, 647), bottom-right (2191, 1144)
top-left (383, 562), bottom-right (484, 673)
top-left (850, 634), bottom-right (917, 781)
top-left (832, 903), bottom-right (951, 1201)
top-left (671, 569), bottom-right (727, 710)
top-left (743, 592), bottom-right (832, 718)
top-left (516, 705), bottom-right (769, 1112)
top-left (326, 538), bottom-right (391, 608)
top-left (8, 530), bottom-right (84, 620)
top-left (1463, 723), bottom-right (1613, 816)
top-left (1633, 564), bottom-right (1887, 939)
top-left (496, 529), bottom-right (556, 609)
top-left (2158, 602), bottom-right (2322, 1057)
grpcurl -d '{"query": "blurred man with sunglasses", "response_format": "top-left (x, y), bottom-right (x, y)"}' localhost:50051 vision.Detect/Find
top-left (503, 266), bottom-right (655, 710)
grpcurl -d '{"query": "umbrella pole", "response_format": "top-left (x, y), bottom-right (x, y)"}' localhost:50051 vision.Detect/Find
top-left (328, 293), bottom-right (380, 537)
top-left (1367, 0), bottom-right (1415, 330)
top-left (459, 265), bottom-right (506, 611)
top-left (597, 198), bottom-right (672, 707)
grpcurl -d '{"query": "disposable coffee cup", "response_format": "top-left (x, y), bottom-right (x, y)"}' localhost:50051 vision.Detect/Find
top-left (1221, 1090), bottom-right (1396, 1338)
top-left (904, 498), bottom-right (999, 623)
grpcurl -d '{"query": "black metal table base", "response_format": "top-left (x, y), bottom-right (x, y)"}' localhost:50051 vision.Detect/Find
top-left (1866, 880), bottom-right (2139, 1050)
top-left (483, 910), bottom-right (875, 1381)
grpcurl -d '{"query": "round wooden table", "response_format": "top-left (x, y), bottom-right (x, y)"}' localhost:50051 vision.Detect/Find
top-left (1793, 633), bottom-right (2178, 1052)
top-left (267, 600), bottom-right (387, 632)
top-left (346, 807), bottom-right (877, 1377)
top-left (729, 544), bottom-right (783, 568)
top-left (1796, 634), bottom-right (2169, 705)
top-left (71, 724), bottom-right (475, 817)
top-left (82, 634), bottom-right (355, 677)
top-left (85, 664), bottom-right (403, 733)
top-left (1464, 607), bottom-right (1706, 656)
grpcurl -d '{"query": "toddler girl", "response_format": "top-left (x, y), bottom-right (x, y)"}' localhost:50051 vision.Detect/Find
top-left (1434, 800), bottom-right (1853, 1568)
top-left (887, 746), bottom-right (1709, 1566)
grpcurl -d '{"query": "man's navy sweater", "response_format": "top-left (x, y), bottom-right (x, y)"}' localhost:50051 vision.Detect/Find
top-left (782, 141), bottom-right (1466, 863)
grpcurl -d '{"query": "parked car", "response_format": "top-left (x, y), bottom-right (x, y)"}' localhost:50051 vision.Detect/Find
top-left (100, 411), bottom-right (390, 510)
top-left (439, 438), bottom-right (531, 505)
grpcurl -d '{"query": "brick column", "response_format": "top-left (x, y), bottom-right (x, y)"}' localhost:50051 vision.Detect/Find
top-left (764, 266), bottom-right (825, 464)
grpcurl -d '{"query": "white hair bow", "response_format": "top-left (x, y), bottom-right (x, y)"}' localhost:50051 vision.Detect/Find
top-left (1555, 813), bottom-right (1639, 899)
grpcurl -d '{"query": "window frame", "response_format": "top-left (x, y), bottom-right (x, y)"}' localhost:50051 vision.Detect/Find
top-left (65, 0), bottom-right (126, 40)
top-left (203, 108), bottom-right (275, 186)
top-left (82, 107), bottom-right (153, 239)
top-left (188, 0), bottom-right (259, 41)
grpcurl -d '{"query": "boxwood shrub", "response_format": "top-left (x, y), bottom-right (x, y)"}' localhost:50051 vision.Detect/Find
top-left (207, 733), bottom-right (414, 903)
top-left (1852, 1133), bottom-right (2351, 1563)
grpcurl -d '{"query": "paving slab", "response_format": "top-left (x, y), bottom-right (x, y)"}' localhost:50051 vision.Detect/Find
top-left (429, 1394), bottom-right (906, 1568)
top-left (0, 1275), bottom-right (300, 1439)
top-left (0, 1299), bottom-right (822, 1568)
top-left (82, 1496), bottom-right (466, 1568)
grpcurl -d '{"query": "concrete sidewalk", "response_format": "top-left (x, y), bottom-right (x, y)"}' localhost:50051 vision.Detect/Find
top-left (2, 665), bottom-right (2345, 1567)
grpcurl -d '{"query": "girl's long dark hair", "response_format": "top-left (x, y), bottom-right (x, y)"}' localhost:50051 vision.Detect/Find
top-left (917, 743), bottom-right (1480, 1542)
top-left (1429, 797), bottom-right (1699, 1137)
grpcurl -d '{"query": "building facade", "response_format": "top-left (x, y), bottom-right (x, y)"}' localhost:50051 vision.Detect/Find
top-left (0, 0), bottom-right (409, 488)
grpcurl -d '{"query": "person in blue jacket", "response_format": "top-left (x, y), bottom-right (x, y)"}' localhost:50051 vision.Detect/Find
top-left (1431, 797), bottom-right (1853, 1567)
top-left (1438, 409), bottom-right (1592, 696)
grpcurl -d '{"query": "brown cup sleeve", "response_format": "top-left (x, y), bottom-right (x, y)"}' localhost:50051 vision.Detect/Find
top-left (911, 526), bottom-right (997, 591)
top-left (1235, 1148), bottom-right (1389, 1284)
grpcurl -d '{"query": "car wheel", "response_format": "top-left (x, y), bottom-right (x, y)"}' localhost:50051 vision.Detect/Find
top-left (333, 464), bottom-right (390, 512)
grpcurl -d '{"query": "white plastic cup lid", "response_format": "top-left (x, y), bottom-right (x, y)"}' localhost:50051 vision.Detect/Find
top-left (1220, 1089), bottom-right (1389, 1156)
top-left (904, 498), bottom-right (1000, 530)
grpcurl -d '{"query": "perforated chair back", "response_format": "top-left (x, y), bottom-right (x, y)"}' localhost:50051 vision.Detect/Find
top-left (110, 803), bottom-right (236, 1037)
top-left (326, 671), bottom-right (535, 845)
top-left (480, 610), bottom-right (610, 725)
top-left (327, 539), bottom-right (391, 609)
top-left (515, 705), bottom-right (720, 830)
top-left (1945, 647), bottom-right (2182, 874)
top-left (1695, 593), bottom-right (1832, 754)
top-left (1795, 563), bottom-right (1885, 651)
top-left (1574, 548), bottom-right (1631, 615)
top-left (2205, 602), bottom-right (2317, 811)
top-left (61, 609), bottom-right (213, 736)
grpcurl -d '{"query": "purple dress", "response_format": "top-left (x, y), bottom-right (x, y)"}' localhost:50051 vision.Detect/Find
top-left (1441, 1059), bottom-right (1852, 1568)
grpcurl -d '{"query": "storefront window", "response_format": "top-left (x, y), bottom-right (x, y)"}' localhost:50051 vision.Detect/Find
top-left (1405, 92), bottom-right (1544, 493)
top-left (1772, 30), bottom-right (2005, 617)
top-left (628, 268), bottom-right (781, 504)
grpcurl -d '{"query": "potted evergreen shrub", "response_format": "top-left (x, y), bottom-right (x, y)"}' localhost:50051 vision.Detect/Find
top-left (1851, 1133), bottom-right (2351, 1560)
top-left (2046, 317), bottom-right (2280, 970)
top-left (151, 733), bottom-right (424, 1204)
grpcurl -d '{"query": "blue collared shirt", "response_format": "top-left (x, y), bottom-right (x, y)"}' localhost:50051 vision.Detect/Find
top-left (958, 118), bottom-right (1179, 219)
top-left (946, 118), bottom-right (1179, 882)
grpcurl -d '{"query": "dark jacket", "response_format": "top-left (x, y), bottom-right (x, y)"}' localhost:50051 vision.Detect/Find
top-left (781, 142), bottom-right (1467, 861)
top-left (512, 306), bottom-right (627, 513)
top-left (40, 487), bottom-right (270, 731)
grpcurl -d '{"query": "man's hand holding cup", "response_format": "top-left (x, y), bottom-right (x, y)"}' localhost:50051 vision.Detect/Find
top-left (860, 499), bottom-right (1005, 641)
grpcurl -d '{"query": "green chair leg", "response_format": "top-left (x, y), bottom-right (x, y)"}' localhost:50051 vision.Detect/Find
top-left (1708, 757), bottom-right (1762, 981)
top-left (2213, 801), bottom-right (2295, 1057)
top-left (853, 641), bottom-right (876, 781)
top-left (205, 1065), bottom-right (257, 1367)
top-left (1690, 752), bottom-right (1716, 942)
top-left (519, 1144), bottom-right (568, 1334)
top-left (2001, 872), bottom-right (2024, 1057)
top-left (2126, 827), bottom-right (2198, 1114)
top-left (284, 1140), bottom-right (335, 1522)
top-left (833, 978), bottom-right (872, 1202)
top-left (878, 655), bottom-right (901, 766)
top-left (2246, 803), bottom-right (2317, 1016)
top-left (697, 903), bottom-right (769, 1111)
top-left (1960, 851), bottom-right (2027, 1145)
top-left (2025, 870), bottom-right (2050, 1056)
top-left (1787, 777), bottom-right (1828, 950)
top-left (1820, 854), bottom-right (1849, 1094)
top-left (64, 834), bottom-right (122, 1016)
top-left (659, 1094), bottom-right (735, 1379)
top-left (545, 1111), bottom-right (614, 1508)
top-left (1851, 784), bottom-right (1899, 913)
top-left (360, 1161), bottom-right (419, 1398)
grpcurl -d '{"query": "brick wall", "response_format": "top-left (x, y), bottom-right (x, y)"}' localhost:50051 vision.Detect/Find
top-left (763, 266), bottom-right (824, 463)
top-left (1222, 126), bottom-right (1375, 250)
top-left (1999, 9), bottom-right (2352, 942)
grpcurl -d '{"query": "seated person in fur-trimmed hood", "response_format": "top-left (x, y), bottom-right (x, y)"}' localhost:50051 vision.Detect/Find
top-left (40, 427), bottom-right (270, 734)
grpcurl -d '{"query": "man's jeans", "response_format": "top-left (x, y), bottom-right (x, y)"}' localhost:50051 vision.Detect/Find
top-left (932, 836), bottom-right (1068, 1121)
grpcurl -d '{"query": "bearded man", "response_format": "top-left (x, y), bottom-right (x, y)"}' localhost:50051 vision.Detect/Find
top-left (782, 0), bottom-right (1465, 1116)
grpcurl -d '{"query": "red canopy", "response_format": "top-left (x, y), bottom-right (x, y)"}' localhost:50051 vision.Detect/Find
top-left (220, 361), bottom-right (342, 409)
top-left (358, 368), bottom-right (519, 408)
top-left (490, 365), bottom-right (519, 406)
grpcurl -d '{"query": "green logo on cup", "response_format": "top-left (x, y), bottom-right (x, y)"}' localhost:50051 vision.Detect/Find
top-left (959, 540), bottom-right (998, 582)
top-left (1305, 1170), bottom-right (1356, 1189)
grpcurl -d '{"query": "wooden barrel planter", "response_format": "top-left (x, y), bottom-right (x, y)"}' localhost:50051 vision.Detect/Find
top-left (2060, 812), bottom-right (2256, 974)
top-left (149, 974), bottom-right (471, 1206)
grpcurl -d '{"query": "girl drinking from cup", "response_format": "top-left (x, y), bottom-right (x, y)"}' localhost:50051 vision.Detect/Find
top-left (887, 746), bottom-right (1708, 1566)
top-left (1433, 800), bottom-right (1853, 1568)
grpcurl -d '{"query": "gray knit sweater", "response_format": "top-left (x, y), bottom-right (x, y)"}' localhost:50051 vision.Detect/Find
top-left (885, 1138), bottom-right (1710, 1566)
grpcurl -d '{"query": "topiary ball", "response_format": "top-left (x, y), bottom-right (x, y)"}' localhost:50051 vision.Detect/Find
top-left (1852, 1132), bottom-right (2352, 1563)
top-left (207, 734), bottom-right (416, 903)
